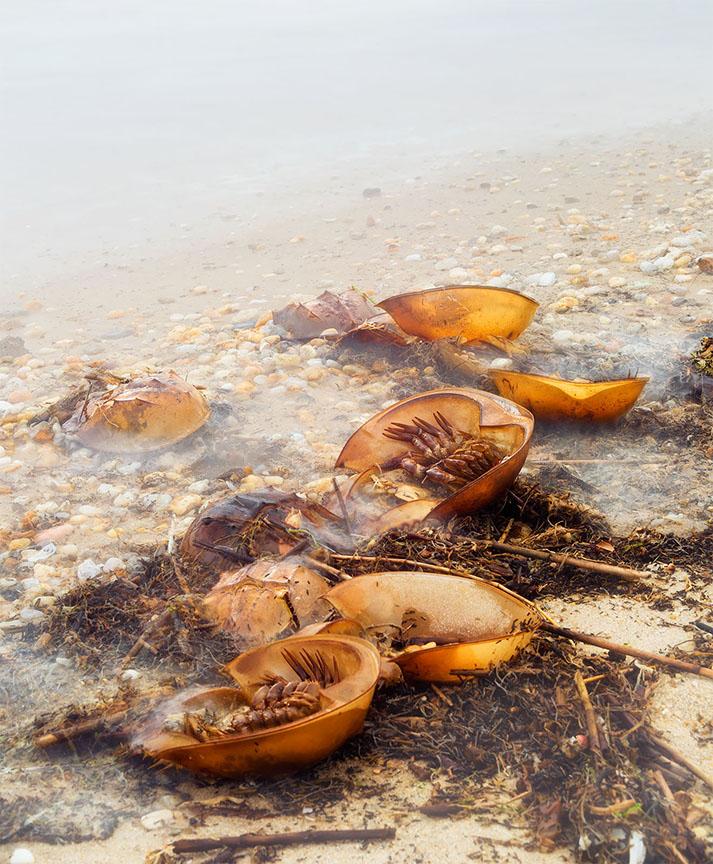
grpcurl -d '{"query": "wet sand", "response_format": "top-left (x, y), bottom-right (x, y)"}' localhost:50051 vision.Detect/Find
top-left (1, 119), bottom-right (712, 863)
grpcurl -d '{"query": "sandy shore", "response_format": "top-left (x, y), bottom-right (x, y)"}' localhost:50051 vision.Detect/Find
top-left (1, 121), bottom-right (712, 863)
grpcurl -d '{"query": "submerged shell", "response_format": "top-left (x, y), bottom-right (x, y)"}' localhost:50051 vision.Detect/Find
top-left (327, 571), bottom-right (544, 682)
top-left (66, 372), bottom-right (209, 452)
top-left (202, 559), bottom-right (331, 647)
top-left (181, 491), bottom-right (346, 568)
top-left (489, 370), bottom-right (648, 422)
top-left (377, 285), bottom-right (538, 343)
top-left (140, 635), bottom-right (380, 777)
top-left (335, 388), bottom-right (534, 523)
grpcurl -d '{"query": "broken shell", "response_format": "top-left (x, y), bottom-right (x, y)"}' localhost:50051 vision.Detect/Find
top-left (140, 635), bottom-right (380, 777)
top-left (202, 559), bottom-right (331, 647)
top-left (273, 289), bottom-right (374, 339)
top-left (327, 571), bottom-right (544, 682)
top-left (489, 370), bottom-right (648, 422)
top-left (181, 491), bottom-right (345, 568)
top-left (377, 285), bottom-right (538, 343)
top-left (65, 372), bottom-right (209, 452)
top-left (335, 388), bottom-right (533, 521)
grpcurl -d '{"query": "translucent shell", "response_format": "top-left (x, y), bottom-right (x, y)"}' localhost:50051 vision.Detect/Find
top-left (68, 372), bottom-right (209, 452)
top-left (377, 285), bottom-right (538, 343)
top-left (141, 635), bottom-right (381, 777)
top-left (327, 571), bottom-right (544, 682)
top-left (489, 370), bottom-right (648, 422)
top-left (335, 388), bottom-right (534, 521)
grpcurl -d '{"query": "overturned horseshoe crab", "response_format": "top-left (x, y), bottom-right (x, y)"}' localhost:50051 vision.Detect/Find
top-left (326, 571), bottom-right (544, 682)
top-left (489, 369), bottom-right (648, 422)
top-left (138, 634), bottom-right (380, 777)
top-left (377, 285), bottom-right (538, 343)
top-left (335, 388), bottom-right (533, 527)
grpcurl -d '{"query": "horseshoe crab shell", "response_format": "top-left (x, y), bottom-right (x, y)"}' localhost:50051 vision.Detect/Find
top-left (66, 372), bottom-right (209, 452)
top-left (335, 388), bottom-right (534, 522)
top-left (327, 571), bottom-right (544, 682)
top-left (377, 285), bottom-right (538, 343)
top-left (139, 635), bottom-right (380, 777)
top-left (489, 370), bottom-right (648, 422)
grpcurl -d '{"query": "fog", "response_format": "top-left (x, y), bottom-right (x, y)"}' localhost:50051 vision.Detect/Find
top-left (1, 0), bottom-right (711, 289)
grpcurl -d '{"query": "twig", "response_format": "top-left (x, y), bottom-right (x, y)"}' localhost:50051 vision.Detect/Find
top-left (647, 730), bottom-right (713, 791)
top-left (544, 623), bottom-right (713, 680)
top-left (303, 554), bottom-right (350, 581)
top-left (332, 478), bottom-right (353, 538)
top-left (117, 608), bottom-right (172, 672)
top-left (35, 706), bottom-right (129, 749)
top-left (574, 670), bottom-right (601, 755)
top-left (588, 799), bottom-right (637, 815)
top-left (483, 541), bottom-right (649, 582)
top-left (327, 552), bottom-right (476, 580)
top-left (171, 827), bottom-right (396, 854)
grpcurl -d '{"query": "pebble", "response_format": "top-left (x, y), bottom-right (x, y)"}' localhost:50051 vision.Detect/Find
top-left (489, 358), bottom-right (514, 370)
top-left (103, 557), bottom-right (125, 572)
top-left (526, 272), bottom-right (557, 287)
top-left (77, 559), bottom-right (103, 581)
top-left (19, 607), bottom-right (44, 623)
top-left (10, 850), bottom-right (35, 864)
top-left (434, 257), bottom-right (458, 271)
top-left (552, 329), bottom-right (574, 346)
top-left (140, 809), bottom-right (175, 831)
top-left (169, 494), bottom-right (203, 516)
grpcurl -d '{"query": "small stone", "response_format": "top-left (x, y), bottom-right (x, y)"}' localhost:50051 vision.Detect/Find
top-left (103, 557), bottom-right (124, 572)
top-left (698, 255), bottom-right (713, 274)
top-left (140, 809), bottom-right (174, 831)
top-left (121, 668), bottom-right (141, 681)
top-left (608, 277), bottom-right (626, 288)
top-left (489, 358), bottom-right (514, 370)
top-left (169, 494), bottom-right (203, 517)
top-left (19, 607), bottom-right (45, 623)
top-left (362, 187), bottom-right (381, 198)
top-left (77, 559), bottom-right (103, 581)
top-left (10, 849), bottom-right (35, 864)
top-left (435, 257), bottom-right (458, 271)
top-left (552, 329), bottom-right (574, 345)
top-left (671, 297), bottom-right (687, 307)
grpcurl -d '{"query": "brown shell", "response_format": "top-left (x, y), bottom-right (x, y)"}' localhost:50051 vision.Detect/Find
top-left (65, 372), bottom-right (209, 453)
top-left (139, 635), bottom-right (381, 777)
top-left (489, 370), bottom-right (649, 422)
top-left (377, 285), bottom-right (538, 343)
top-left (335, 388), bottom-right (533, 522)
top-left (202, 559), bottom-right (331, 647)
top-left (327, 571), bottom-right (544, 682)
top-left (180, 491), bottom-right (345, 568)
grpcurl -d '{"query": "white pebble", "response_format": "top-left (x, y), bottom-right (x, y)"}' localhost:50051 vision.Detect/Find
top-left (10, 849), bottom-right (35, 864)
top-left (489, 358), bottom-right (514, 370)
top-left (140, 809), bottom-right (175, 831)
top-left (103, 557), bottom-right (124, 572)
top-left (77, 559), bottom-right (103, 581)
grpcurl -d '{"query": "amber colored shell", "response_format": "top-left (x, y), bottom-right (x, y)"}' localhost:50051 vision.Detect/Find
top-left (68, 372), bottom-right (209, 452)
top-left (377, 285), bottom-right (538, 342)
top-left (327, 571), bottom-right (544, 682)
top-left (489, 370), bottom-right (648, 422)
top-left (140, 635), bottom-right (380, 777)
top-left (335, 388), bottom-right (534, 521)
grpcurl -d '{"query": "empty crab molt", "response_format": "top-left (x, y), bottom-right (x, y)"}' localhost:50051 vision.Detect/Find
top-left (202, 559), bottom-right (331, 647)
top-left (327, 571), bottom-right (544, 682)
top-left (377, 285), bottom-right (538, 342)
top-left (489, 370), bottom-right (649, 422)
top-left (139, 635), bottom-right (381, 777)
top-left (335, 388), bottom-right (533, 524)
top-left (64, 372), bottom-right (209, 452)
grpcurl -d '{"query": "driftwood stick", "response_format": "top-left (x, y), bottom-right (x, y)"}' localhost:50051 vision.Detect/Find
top-left (574, 670), bottom-right (601, 755)
top-left (544, 623), bottom-right (713, 681)
top-left (172, 827), bottom-right (396, 854)
top-left (331, 478), bottom-right (353, 538)
top-left (647, 731), bottom-right (713, 791)
top-left (484, 541), bottom-right (649, 582)
top-left (34, 707), bottom-right (129, 749)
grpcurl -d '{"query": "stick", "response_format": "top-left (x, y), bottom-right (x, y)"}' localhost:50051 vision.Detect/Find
top-left (544, 623), bottom-right (713, 681)
top-left (171, 827), bottom-right (396, 854)
top-left (647, 731), bottom-right (713, 791)
top-left (331, 478), bottom-right (353, 538)
top-left (574, 670), bottom-right (601, 755)
top-left (35, 706), bottom-right (129, 749)
top-left (484, 541), bottom-right (650, 582)
top-left (117, 609), bottom-right (172, 671)
top-left (328, 552), bottom-right (477, 580)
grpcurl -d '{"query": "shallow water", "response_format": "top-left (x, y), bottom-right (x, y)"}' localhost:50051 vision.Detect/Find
top-left (2, 0), bottom-right (712, 288)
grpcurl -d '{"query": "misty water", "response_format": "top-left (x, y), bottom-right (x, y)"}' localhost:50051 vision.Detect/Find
top-left (2, 0), bottom-right (712, 289)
